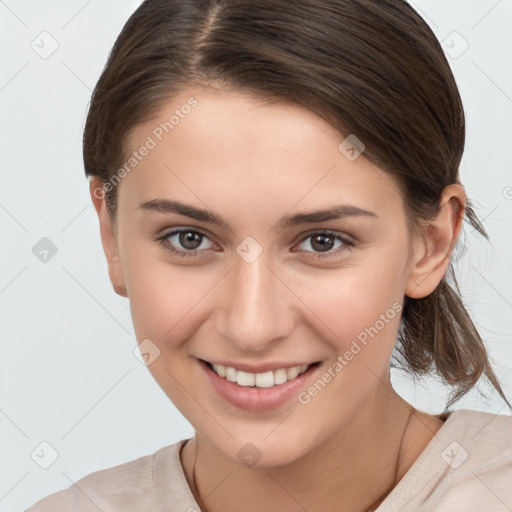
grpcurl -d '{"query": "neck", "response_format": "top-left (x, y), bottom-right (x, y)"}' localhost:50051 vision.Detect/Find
top-left (181, 386), bottom-right (431, 512)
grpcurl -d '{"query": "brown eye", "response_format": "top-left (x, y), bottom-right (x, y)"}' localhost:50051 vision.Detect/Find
top-left (158, 228), bottom-right (214, 258)
top-left (295, 231), bottom-right (355, 259)
top-left (178, 231), bottom-right (204, 250)
top-left (310, 234), bottom-right (336, 252)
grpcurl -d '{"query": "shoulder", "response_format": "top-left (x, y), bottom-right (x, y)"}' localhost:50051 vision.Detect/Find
top-left (448, 408), bottom-right (512, 465)
top-left (428, 409), bottom-right (512, 510)
top-left (381, 409), bottom-right (512, 512)
top-left (25, 440), bottom-right (187, 512)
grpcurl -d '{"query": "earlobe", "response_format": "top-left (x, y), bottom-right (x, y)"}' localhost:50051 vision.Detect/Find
top-left (405, 184), bottom-right (466, 299)
top-left (89, 178), bottom-right (128, 298)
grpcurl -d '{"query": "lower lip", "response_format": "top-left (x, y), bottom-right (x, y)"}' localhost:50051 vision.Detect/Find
top-left (199, 359), bottom-right (321, 412)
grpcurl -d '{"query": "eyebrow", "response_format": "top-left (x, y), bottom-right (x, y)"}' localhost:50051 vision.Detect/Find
top-left (139, 199), bottom-right (378, 229)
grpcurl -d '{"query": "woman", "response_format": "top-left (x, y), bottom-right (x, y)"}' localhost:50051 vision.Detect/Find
top-left (28, 0), bottom-right (512, 510)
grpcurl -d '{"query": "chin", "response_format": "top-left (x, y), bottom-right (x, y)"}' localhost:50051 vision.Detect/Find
top-left (211, 431), bottom-right (312, 470)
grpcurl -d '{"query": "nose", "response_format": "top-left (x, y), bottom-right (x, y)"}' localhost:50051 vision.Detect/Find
top-left (215, 248), bottom-right (294, 352)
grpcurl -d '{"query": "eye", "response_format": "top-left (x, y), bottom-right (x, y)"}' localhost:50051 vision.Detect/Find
top-left (156, 228), bottom-right (355, 260)
top-left (157, 228), bottom-right (215, 258)
top-left (293, 231), bottom-right (355, 259)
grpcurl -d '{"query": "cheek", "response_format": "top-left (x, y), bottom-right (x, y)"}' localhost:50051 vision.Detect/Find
top-left (292, 266), bottom-right (405, 423)
top-left (294, 258), bottom-right (405, 364)
top-left (123, 252), bottom-right (215, 346)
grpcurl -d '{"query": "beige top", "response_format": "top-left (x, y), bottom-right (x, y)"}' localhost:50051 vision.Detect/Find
top-left (26, 409), bottom-right (512, 511)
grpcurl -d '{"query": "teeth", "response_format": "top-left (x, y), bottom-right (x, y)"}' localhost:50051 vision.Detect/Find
top-left (274, 368), bottom-right (288, 385)
top-left (210, 363), bottom-right (311, 388)
top-left (237, 371), bottom-right (255, 387)
top-left (225, 366), bottom-right (237, 383)
top-left (286, 366), bottom-right (300, 380)
top-left (213, 363), bottom-right (226, 378)
top-left (255, 371), bottom-right (274, 388)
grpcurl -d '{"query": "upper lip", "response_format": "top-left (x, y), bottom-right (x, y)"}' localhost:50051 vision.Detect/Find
top-left (200, 358), bottom-right (320, 374)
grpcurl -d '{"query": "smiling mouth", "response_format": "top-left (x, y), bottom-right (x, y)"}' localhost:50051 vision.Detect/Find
top-left (200, 359), bottom-right (321, 388)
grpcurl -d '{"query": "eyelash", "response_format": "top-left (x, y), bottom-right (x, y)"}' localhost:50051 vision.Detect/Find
top-left (156, 228), bottom-right (355, 260)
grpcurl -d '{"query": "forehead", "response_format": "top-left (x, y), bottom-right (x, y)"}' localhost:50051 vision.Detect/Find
top-left (119, 86), bottom-right (404, 220)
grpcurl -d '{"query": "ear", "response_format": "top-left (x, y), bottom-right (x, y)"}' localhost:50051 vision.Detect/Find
top-left (405, 183), bottom-right (466, 299)
top-left (89, 177), bottom-right (128, 298)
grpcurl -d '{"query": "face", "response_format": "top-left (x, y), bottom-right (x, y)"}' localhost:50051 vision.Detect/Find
top-left (97, 86), bottom-right (430, 467)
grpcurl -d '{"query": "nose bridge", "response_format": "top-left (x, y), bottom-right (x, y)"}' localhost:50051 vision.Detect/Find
top-left (217, 249), bottom-right (290, 350)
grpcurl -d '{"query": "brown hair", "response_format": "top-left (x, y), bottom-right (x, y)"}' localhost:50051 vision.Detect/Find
top-left (83, 0), bottom-right (510, 412)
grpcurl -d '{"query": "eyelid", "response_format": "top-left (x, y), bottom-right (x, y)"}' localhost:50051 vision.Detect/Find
top-left (296, 228), bottom-right (355, 244)
top-left (158, 225), bottom-right (216, 240)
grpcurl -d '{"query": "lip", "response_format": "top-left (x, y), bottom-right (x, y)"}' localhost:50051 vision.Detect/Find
top-left (198, 358), bottom-right (321, 412)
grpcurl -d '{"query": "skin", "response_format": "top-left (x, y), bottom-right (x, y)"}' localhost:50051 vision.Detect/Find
top-left (90, 85), bottom-right (466, 511)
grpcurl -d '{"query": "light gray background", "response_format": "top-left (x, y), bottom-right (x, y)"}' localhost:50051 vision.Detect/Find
top-left (1, 1), bottom-right (511, 510)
